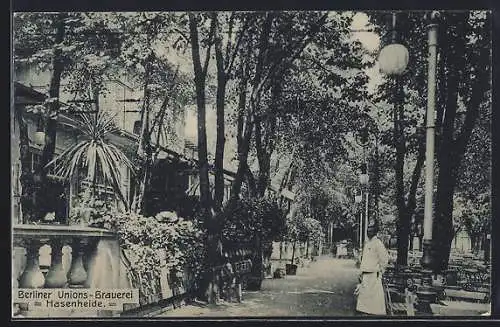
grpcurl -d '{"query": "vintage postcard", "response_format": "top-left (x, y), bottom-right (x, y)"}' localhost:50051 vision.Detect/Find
top-left (11, 9), bottom-right (492, 319)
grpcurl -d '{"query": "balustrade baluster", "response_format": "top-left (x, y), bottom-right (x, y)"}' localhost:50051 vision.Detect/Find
top-left (12, 246), bottom-right (22, 317)
top-left (19, 240), bottom-right (45, 288)
top-left (14, 224), bottom-right (123, 317)
top-left (83, 240), bottom-right (98, 288)
top-left (68, 239), bottom-right (88, 288)
top-left (12, 246), bottom-right (24, 289)
top-left (45, 238), bottom-right (67, 288)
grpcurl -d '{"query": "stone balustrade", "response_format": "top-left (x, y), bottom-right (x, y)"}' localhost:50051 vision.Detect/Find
top-left (12, 224), bottom-right (130, 318)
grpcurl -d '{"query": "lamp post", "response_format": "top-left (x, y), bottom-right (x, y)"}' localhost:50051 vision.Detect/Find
top-left (355, 192), bottom-right (363, 250)
top-left (359, 164), bottom-right (369, 244)
top-left (382, 10), bottom-right (441, 315)
top-left (411, 12), bottom-right (441, 315)
top-left (421, 11), bottom-right (440, 271)
top-left (378, 11), bottom-right (441, 314)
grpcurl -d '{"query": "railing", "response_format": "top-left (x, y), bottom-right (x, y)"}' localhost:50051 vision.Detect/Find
top-left (12, 224), bottom-right (128, 318)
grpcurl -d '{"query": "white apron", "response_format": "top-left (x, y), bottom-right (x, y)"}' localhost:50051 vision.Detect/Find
top-left (356, 272), bottom-right (386, 315)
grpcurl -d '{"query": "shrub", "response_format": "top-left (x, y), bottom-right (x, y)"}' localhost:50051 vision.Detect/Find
top-left (87, 208), bottom-right (205, 295)
top-left (221, 197), bottom-right (287, 246)
top-left (286, 211), bottom-right (324, 247)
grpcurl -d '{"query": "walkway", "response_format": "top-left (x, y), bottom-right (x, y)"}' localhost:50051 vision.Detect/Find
top-left (156, 256), bottom-right (359, 317)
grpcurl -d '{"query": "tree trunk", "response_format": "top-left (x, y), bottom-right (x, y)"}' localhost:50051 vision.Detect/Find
top-left (373, 138), bottom-right (381, 221)
top-left (432, 31), bottom-right (460, 272)
top-left (189, 13), bottom-right (214, 220)
top-left (432, 164), bottom-right (456, 272)
top-left (213, 19), bottom-right (227, 212)
top-left (254, 81), bottom-right (280, 197)
top-left (230, 75), bottom-right (251, 200)
top-left (431, 13), bottom-right (489, 274)
top-left (230, 14), bottom-right (274, 201)
top-left (470, 236), bottom-right (476, 254)
top-left (133, 54), bottom-right (154, 214)
top-left (34, 13), bottom-right (66, 221)
top-left (394, 78), bottom-right (410, 266)
top-left (255, 144), bottom-right (271, 197)
top-left (15, 105), bottom-right (36, 223)
top-left (189, 13), bottom-right (219, 303)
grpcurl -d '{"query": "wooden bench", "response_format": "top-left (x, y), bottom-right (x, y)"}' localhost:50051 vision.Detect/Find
top-left (443, 288), bottom-right (490, 303)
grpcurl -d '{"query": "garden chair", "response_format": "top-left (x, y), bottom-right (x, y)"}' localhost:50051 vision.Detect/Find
top-left (384, 282), bottom-right (416, 316)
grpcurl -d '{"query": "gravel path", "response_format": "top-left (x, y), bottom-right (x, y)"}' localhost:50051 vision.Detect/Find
top-left (157, 256), bottom-right (359, 317)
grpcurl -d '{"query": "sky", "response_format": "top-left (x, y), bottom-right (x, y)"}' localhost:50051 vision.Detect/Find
top-left (350, 12), bottom-right (383, 94)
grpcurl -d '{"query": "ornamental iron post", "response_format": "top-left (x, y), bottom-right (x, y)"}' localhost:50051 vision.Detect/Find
top-left (420, 11), bottom-right (440, 272)
top-left (416, 11), bottom-right (440, 316)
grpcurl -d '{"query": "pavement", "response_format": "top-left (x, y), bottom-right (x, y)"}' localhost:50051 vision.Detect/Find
top-left (155, 255), bottom-right (491, 318)
top-left (156, 256), bottom-right (359, 317)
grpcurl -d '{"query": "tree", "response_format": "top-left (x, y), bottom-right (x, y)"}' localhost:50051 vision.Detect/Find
top-left (431, 12), bottom-right (491, 272)
top-left (230, 12), bottom-right (373, 202)
top-left (188, 12), bottom-right (216, 220)
top-left (111, 12), bottom-right (183, 214)
top-left (14, 13), bottom-right (66, 222)
top-left (229, 12), bottom-right (274, 200)
top-left (369, 11), bottom-right (491, 272)
top-left (367, 12), bottom-right (429, 266)
top-left (188, 12), bottom-right (219, 303)
top-left (212, 12), bottom-right (247, 211)
top-left (13, 12), bottom-right (124, 222)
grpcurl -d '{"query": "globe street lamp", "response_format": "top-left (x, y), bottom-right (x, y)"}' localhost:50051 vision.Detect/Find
top-left (377, 11), bottom-right (442, 314)
top-left (378, 12), bottom-right (409, 76)
top-left (359, 167), bottom-right (369, 187)
top-left (355, 194), bottom-right (363, 204)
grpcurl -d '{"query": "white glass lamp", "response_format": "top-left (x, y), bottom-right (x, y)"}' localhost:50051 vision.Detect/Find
top-left (34, 131), bottom-right (46, 146)
top-left (359, 173), bottom-right (369, 186)
top-left (378, 13), bottom-right (409, 76)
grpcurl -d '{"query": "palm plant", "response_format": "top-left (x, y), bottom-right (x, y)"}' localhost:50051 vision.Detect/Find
top-left (45, 111), bottom-right (135, 211)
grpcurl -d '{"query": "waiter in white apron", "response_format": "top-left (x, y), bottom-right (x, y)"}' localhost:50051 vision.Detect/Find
top-left (355, 220), bottom-right (389, 315)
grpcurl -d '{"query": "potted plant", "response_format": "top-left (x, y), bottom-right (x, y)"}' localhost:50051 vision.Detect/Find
top-left (285, 248), bottom-right (298, 275)
top-left (45, 112), bottom-right (135, 225)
